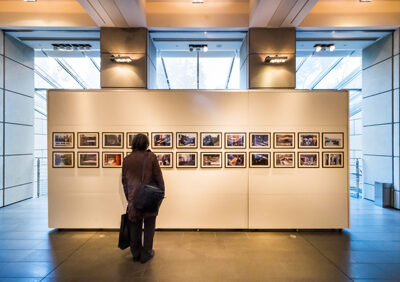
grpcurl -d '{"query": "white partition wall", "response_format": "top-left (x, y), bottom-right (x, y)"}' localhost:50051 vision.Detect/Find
top-left (48, 90), bottom-right (349, 229)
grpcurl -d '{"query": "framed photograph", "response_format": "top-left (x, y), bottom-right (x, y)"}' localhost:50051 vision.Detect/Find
top-left (102, 132), bottom-right (123, 149)
top-left (298, 152), bottom-right (319, 168)
top-left (249, 152), bottom-right (271, 168)
top-left (77, 152), bottom-right (99, 168)
top-left (298, 132), bottom-right (319, 149)
top-left (322, 132), bottom-right (344, 149)
top-left (225, 152), bottom-right (246, 168)
top-left (225, 133), bottom-right (246, 149)
top-left (322, 152), bottom-right (344, 168)
top-left (126, 132), bottom-right (148, 149)
top-left (102, 152), bottom-right (123, 168)
top-left (176, 132), bottom-right (198, 149)
top-left (176, 152), bottom-right (197, 168)
top-left (151, 132), bottom-right (173, 149)
top-left (77, 132), bottom-right (99, 148)
top-left (249, 133), bottom-right (271, 149)
top-left (273, 152), bottom-right (295, 168)
top-left (52, 152), bottom-right (74, 168)
top-left (52, 132), bottom-right (74, 149)
top-left (154, 152), bottom-right (173, 168)
top-left (274, 133), bottom-right (295, 149)
top-left (201, 152), bottom-right (222, 168)
top-left (200, 132), bottom-right (222, 149)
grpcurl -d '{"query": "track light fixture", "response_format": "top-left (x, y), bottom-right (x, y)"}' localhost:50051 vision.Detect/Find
top-left (52, 44), bottom-right (92, 51)
top-left (189, 44), bottom-right (208, 52)
top-left (314, 44), bottom-right (335, 52)
top-left (264, 55), bottom-right (288, 64)
top-left (110, 55), bottom-right (133, 63)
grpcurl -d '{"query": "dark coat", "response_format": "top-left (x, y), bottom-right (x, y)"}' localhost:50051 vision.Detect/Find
top-left (122, 150), bottom-right (165, 221)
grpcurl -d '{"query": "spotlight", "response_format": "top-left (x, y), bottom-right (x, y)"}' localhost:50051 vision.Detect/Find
top-left (328, 44), bottom-right (335, 52)
top-left (314, 44), bottom-right (322, 52)
top-left (188, 44), bottom-right (208, 52)
top-left (110, 55), bottom-right (133, 63)
top-left (264, 55), bottom-right (288, 64)
top-left (314, 44), bottom-right (335, 52)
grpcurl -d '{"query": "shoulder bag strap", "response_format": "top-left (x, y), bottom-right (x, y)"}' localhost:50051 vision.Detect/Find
top-left (140, 151), bottom-right (148, 184)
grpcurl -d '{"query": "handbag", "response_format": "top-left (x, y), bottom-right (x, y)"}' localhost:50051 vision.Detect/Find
top-left (134, 152), bottom-right (165, 212)
top-left (118, 211), bottom-right (130, 250)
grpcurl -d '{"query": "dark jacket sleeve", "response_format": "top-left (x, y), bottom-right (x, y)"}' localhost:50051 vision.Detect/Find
top-left (152, 153), bottom-right (165, 191)
top-left (122, 158), bottom-right (128, 200)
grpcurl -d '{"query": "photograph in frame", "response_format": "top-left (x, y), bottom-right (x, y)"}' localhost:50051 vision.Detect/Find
top-left (274, 133), bottom-right (295, 149)
top-left (102, 132), bottom-right (123, 149)
top-left (201, 152), bottom-right (222, 168)
top-left (152, 132), bottom-right (173, 149)
top-left (177, 152), bottom-right (197, 168)
top-left (322, 152), bottom-right (344, 168)
top-left (225, 152), bottom-right (246, 168)
top-left (274, 152), bottom-right (295, 168)
top-left (298, 132), bottom-right (319, 149)
top-left (249, 133), bottom-right (271, 149)
top-left (77, 132), bottom-right (99, 148)
top-left (126, 132), bottom-right (148, 149)
top-left (200, 132), bottom-right (222, 149)
top-left (322, 132), bottom-right (344, 149)
top-left (78, 152), bottom-right (99, 168)
top-left (298, 152), bottom-right (319, 168)
top-left (53, 132), bottom-right (74, 149)
top-left (176, 132), bottom-right (198, 149)
top-left (249, 152), bottom-right (271, 168)
top-left (53, 152), bottom-right (74, 168)
top-left (102, 152), bottom-right (123, 168)
top-left (225, 133), bottom-right (246, 149)
top-left (154, 152), bottom-right (173, 168)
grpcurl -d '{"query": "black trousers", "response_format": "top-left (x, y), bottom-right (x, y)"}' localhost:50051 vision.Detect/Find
top-left (128, 216), bottom-right (156, 258)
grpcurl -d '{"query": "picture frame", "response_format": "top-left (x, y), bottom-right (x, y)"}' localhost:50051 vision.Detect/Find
top-left (77, 152), bottom-right (99, 168)
top-left (298, 132), bottom-right (319, 149)
top-left (126, 132), bottom-right (149, 149)
top-left (52, 132), bottom-right (74, 149)
top-left (322, 132), bottom-right (344, 149)
top-left (273, 133), bottom-right (295, 149)
top-left (273, 152), bottom-right (295, 168)
top-left (151, 132), bottom-right (173, 149)
top-left (225, 152), bottom-right (246, 168)
top-left (201, 152), bottom-right (222, 168)
top-left (249, 152), bottom-right (271, 168)
top-left (249, 133), bottom-right (271, 149)
top-left (154, 152), bottom-right (173, 168)
top-left (200, 132), bottom-right (222, 149)
top-left (225, 133), bottom-right (246, 149)
top-left (52, 151), bottom-right (74, 168)
top-left (102, 132), bottom-right (124, 149)
top-left (322, 152), bottom-right (344, 168)
top-left (298, 152), bottom-right (319, 168)
top-left (102, 152), bottom-right (123, 168)
top-left (77, 132), bottom-right (99, 149)
top-left (176, 152), bottom-right (198, 168)
top-left (176, 132), bottom-right (198, 149)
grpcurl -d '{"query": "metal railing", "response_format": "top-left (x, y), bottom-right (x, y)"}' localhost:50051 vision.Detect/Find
top-left (350, 158), bottom-right (362, 198)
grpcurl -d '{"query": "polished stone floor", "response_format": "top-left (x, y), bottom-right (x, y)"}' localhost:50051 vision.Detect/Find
top-left (0, 197), bottom-right (399, 281)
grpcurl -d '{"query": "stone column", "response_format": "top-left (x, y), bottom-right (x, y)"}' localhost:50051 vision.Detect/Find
top-left (239, 28), bottom-right (296, 89)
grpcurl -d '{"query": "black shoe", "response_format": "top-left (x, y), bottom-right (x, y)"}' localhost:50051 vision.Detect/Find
top-left (140, 250), bottom-right (154, 264)
top-left (133, 255), bottom-right (140, 262)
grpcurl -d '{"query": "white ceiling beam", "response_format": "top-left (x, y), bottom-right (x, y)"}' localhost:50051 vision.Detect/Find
top-left (249, 0), bottom-right (318, 28)
top-left (115, 0), bottom-right (146, 27)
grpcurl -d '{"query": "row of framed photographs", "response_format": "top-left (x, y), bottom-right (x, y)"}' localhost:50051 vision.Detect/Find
top-left (53, 132), bottom-right (345, 150)
top-left (52, 151), bottom-right (344, 169)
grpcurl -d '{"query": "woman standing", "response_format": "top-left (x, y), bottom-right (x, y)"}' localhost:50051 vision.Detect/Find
top-left (122, 134), bottom-right (165, 263)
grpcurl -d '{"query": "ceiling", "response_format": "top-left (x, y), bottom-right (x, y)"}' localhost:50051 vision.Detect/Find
top-left (2, 0), bottom-right (399, 29)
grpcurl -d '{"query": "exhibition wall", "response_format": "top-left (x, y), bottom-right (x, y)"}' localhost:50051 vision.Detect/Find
top-left (0, 31), bottom-right (34, 207)
top-left (48, 89), bottom-right (349, 229)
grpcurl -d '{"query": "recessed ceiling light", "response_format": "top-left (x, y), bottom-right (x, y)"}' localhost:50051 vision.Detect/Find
top-left (24, 0), bottom-right (37, 2)
top-left (359, 0), bottom-right (372, 2)
top-left (192, 0), bottom-right (204, 3)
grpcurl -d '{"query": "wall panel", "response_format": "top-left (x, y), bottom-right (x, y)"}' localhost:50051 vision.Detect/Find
top-left (4, 183), bottom-right (33, 206)
top-left (48, 89), bottom-right (349, 229)
top-left (4, 58), bottom-right (34, 97)
top-left (5, 91), bottom-right (34, 125)
top-left (5, 124), bottom-right (34, 155)
top-left (4, 155), bottom-right (33, 189)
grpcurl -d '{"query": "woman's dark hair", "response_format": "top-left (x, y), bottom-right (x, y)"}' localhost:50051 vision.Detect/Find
top-left (131, 133), bottom-right (149, 151)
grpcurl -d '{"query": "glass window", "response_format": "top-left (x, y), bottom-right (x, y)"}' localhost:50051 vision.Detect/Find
top-left (61, 57), bottom-right (100, 89)
top-left (199, 55), bottom-right (234, 89)
top-left (228, 56), bottom-right (240, 89)
top-left (162, 53), bottom-right (197, 89)
top-left (296, 56), bottom-right (340, 89)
